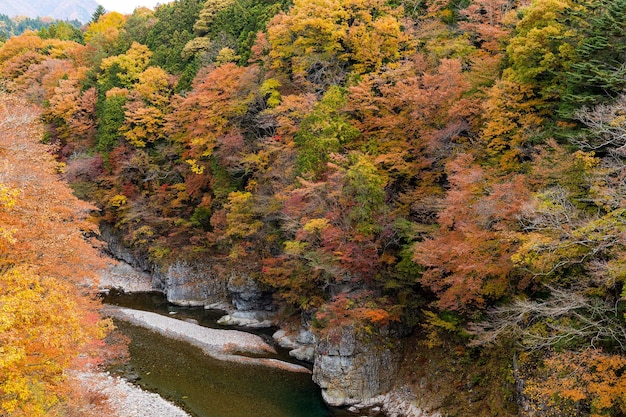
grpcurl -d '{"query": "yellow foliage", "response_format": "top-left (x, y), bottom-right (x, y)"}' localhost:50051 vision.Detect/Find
top-left (421, 310), bottom-right (460, 348)
top-left (0, 183), bottom-right (18, 208)
top-left (100, 42), bottom-right (152, 88)
top-left (109, 194), bottom-right (128, 208)
top-left (0, 95), bottom-right (112, 415)
top-left (84, 12), bottom-right (126, 44)
top-left (267, 0), bottom-right (411, 83)
top-left (185, 158), bottom-right (205, 174)
top-left (303, 217), bottom-right (330, 233)
top-left (284, 240), bottom-right (308, 256)
top-left (105, 87), bottom-right (129, 98)
top-left (573, 150), bottom-right (599, 171)
top-left (260, 78), bottom-right (282, 107)
top-left (224, 191), bottom-right (263, 239)
top-left (134, 66), bottom-right (171, 107)
top-left (215, 47), bottom-right (240, 66)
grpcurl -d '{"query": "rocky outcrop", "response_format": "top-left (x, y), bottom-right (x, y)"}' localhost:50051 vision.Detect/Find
top-left (99, 223), bottom-right (228, 306)
top-left (273, 327), bottom-right (317, 362)
top-left (161, 261), bottom-right (227, 306)
top-left (216, 272), bottom-right (277, 327)
top-left (227, 272), bottom-right (274, 311)
top-left (98, 224), bottom-right (419, 413)
top-left (312, 326), bottom-right (402, 407)
top-left (217, 310), bottom-right (276, 328)
top-left (346, 386), bottom-right (442, 417)
top-left (99, 260), bottom-right (154, 293)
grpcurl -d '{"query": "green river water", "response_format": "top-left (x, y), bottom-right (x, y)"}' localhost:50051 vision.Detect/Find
top-left (104, 292), bottom-right (352, 417)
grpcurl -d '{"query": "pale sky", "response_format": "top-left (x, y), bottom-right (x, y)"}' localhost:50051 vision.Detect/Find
top-left (97, 0), bottom-right (165, 15)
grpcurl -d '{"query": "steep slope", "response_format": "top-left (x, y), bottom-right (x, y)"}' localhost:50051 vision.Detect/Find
top-left (0, 0), bottom-right (98, 22)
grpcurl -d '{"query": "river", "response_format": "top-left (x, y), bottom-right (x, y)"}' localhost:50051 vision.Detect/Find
top-left (103, 291), bottom-right (353, 417)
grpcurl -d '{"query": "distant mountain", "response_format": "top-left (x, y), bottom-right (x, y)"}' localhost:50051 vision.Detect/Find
top-left (0, 0), bottom-right (99, 23)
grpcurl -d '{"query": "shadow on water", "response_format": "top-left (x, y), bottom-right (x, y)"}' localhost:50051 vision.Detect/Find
top-left (103, 291), bottom-right (353, 417)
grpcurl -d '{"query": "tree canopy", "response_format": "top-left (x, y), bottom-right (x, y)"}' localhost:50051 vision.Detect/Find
top-left (3, 1), bottom-right (626, 414)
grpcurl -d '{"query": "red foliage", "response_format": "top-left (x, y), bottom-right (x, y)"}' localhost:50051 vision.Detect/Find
top-left (414, 154), bottom-right (531, 310)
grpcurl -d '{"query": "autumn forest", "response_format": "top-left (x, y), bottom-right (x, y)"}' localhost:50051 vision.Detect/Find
top-left (2, 0), bottom-right (626, 415)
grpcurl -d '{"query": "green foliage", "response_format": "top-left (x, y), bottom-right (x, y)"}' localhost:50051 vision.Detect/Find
top-left (145, 0), bottom-right (205, 74)
top-left (209, 157), bottom-right (240, 202)
top-left (294, 86), bottom-right (359, 179)
top-left (200, 0), bottom-right (290, 64)
top-left (504, 0), bottom-right (578, 98)
top-left (0, 14), bottom-right (79, 40)
top-left (91, 5), bottom-right (107, 24)
top-left (345, 155), bottom-right (387, 235)
top-left (37, 22), bottom-right (83, 43)
top-left (118, 8), bottom-right (157, 51)
top-left (190, 206), bottom-right (213, 230)
top-left (175, 58), bottom-right (199, 93)
top-left (561, 0), bottom-right (626, 115)
top-left (96, 93), bottom-right (127, 154)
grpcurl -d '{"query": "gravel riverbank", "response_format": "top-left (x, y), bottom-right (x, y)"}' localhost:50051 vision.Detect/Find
top-left (76, 372), bottom-right (191, 417)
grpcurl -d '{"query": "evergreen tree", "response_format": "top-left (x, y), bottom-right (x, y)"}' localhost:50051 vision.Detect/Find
top-left (91, 5), bottom-right (107, 24)
top-left (561, 0), bottom-right (626, 115)
top-left (145, 0), bottom-right (204, 74)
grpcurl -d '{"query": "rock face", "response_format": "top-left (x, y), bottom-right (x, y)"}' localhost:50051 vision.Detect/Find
top-left (227, 272), bottom-right (274, 311)
top-left (99, 260), bottom-right (154, 293)
top-left (347, 386), bottom-right (442, 417)
top-left (100, 223), bottom-right (152, 275)
top-left (216, 272), bottom-right (277, 327)
top-left (161, 261), bottom-right (227, 306)
top-left (312, 326), bottom-right (401, 407)
top-left (100, 223), bottom-right (228, 306)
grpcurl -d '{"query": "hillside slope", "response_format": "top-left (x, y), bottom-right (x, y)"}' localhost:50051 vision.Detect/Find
top-left (0, 0), bottom-right (98, 22)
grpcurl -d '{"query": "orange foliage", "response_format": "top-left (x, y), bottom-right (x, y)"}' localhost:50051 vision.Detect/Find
top-left (479, 79), bottom-right (545, 170)
top-left (166, 63), bottom-right (259, 162)
top-left (0, 33), bottom-right (84, 83)
top-left (45, 79), bottom-right (98, 153)
top-left (347, 54), bottom-right (474, 209)
top-left (413, 154), bottom-right (531, 310)
top-left (525, 350), bottom-right (626, 417)
top-left (0, 94), bottom-right (113, 416)
top-left (460, 0), bottom-right (513, 53)
top-left (314, 292), bottom-right (398, 331)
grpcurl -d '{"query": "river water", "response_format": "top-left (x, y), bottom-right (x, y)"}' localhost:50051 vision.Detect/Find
top-left (103, 291), bottom-right (352, 417)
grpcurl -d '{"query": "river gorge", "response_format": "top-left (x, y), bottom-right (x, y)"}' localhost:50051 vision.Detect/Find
top-left (103, 291), bottom-right (354, 417)
top-left (98, 225), bottom-right (430, 417)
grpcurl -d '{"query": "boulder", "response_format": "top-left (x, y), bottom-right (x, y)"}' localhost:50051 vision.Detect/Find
top-left (273, 326), bottom-right (318, 363)
top-left (217, 310), bottom-right (276, 328)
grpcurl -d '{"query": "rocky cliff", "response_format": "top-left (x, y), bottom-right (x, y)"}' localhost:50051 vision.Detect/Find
top-left (312, 326), bottom-right (401, 407)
